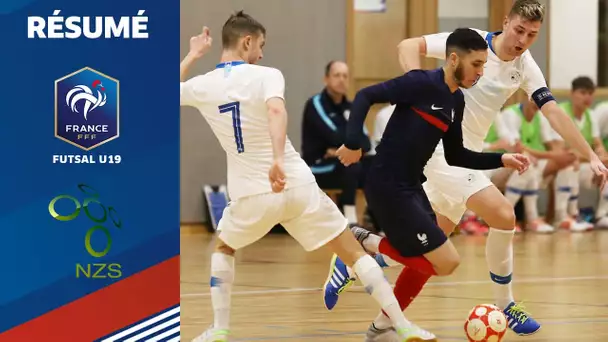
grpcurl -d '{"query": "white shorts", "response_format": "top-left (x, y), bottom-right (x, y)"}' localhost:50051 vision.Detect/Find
top-left (422, 153), bottom-right (494, 224)
top-left (218, 183), bottom-right (347, 251)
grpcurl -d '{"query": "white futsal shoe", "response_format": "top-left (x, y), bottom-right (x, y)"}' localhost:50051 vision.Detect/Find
top-left (192, 326), bottom-right (229, 342)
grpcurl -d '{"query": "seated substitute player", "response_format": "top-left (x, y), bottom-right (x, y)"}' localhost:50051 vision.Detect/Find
top-left (325, 1), bottom-right (608, 338)
top-left (180, 12), bottom-right (433, 342)
top-left (327, 28), bottom-right (530, 341)
top-left (549, 76), bottom-right (607, 230)
top-left (498, 99), bottom-right (580, 233)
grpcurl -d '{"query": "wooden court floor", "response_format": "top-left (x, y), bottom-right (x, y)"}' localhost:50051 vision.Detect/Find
top-left (181, 228), bottom-right (608, 341)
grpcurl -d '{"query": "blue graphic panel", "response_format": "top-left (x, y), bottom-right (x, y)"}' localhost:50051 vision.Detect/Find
top-left (0, 0), bottom-right (179, 333)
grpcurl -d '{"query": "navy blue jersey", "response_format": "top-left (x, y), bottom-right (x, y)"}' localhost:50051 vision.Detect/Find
top-left (345, 68), bottom-right (503, 184)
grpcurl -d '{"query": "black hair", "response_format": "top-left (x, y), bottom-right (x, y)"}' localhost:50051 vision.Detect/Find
top-left (571, 76), bottom-right (596, 92)
top-left (445, 28), bottom-right (488, 58)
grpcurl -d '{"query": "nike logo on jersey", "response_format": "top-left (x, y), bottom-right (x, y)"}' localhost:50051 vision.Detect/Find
top-left (431, 104), bottom-right (443, 110)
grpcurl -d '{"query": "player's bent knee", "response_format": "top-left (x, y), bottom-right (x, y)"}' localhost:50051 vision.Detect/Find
top-left (499, 205), bottom-right (516, 228)
top-left (489, 205), bottom-right (516, 230)
top-left (435, 252), bottom-right (460, 276)
top-left (424, 241), bottom-right (460, 276)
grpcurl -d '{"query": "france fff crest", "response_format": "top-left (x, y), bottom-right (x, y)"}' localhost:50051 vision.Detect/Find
top-left (55, 67), bottom-right (119, 150)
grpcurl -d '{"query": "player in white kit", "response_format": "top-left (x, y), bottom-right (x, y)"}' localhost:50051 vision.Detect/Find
top-left (180, 12), bottom-right (437, 342)
top-left (322, 0), bottom-right (608, 339)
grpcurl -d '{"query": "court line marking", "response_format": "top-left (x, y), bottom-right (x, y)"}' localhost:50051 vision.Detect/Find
top-left (230, 318), bottom-right (608, 341)
top-left (181, 275), bottom-right (608, 298)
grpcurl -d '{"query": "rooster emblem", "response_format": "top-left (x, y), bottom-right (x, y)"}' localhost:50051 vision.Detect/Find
top-left (65, 80), bottom-right (107, 120)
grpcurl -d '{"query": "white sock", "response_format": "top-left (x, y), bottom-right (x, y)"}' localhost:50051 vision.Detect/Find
top-left (504, 188), bottom-right (522, 207)
top-left (353, 255), bottom-right (410, 331)
top-left (523, 192), bottom-right (539, 223)
top-left (523, 177), bottom-right (540, 223)
top-left (344, 205), bottom-right (357, 224)
top-left (554, 167), bottom-right (573, 223)
top-left (505, 170), bottom-right (529, 206)
top-left (210, 252), bottom-right (234, 330)
top-left (485, 228), bottom-right (515, 309)
top-left (568, 169), bottom-right (580, 216)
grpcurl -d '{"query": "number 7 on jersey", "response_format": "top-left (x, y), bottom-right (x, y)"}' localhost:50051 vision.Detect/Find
top-left (218, 101), bottom-right (244, 153)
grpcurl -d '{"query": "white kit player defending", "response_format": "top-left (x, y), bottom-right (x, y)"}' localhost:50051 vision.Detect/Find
top-left (180, 12), bottom-right (437, 342)
top-left (323, 0), bottom-right (608, 339)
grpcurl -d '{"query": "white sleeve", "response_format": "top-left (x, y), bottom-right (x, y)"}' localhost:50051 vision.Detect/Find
top-left (180, 76), bottom-right (204, 107)
top-left (262, 68), bottom-right (285, 102)
top-left (422, 32), bottom-right (451, 59)
top-left (520, 52), bottom-right (549, 99)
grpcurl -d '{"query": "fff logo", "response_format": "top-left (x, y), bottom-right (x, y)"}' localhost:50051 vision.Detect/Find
top-left (55, 67), bottom-right (120, 151)
top-left (48, 184), bottom-right (122, 279)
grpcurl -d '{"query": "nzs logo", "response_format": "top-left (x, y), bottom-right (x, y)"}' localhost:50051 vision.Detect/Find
top-left (55, 67), bottom-right (119, 150)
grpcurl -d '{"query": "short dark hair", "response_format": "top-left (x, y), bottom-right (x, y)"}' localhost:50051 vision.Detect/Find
top-left (221, 11), bottom-right (266, 49)
top-left (445, 28), bottom-right (488, 57)
top-left (325, 60), bottom-right (336, 76)
top-left (509, 0), bottom-right (545, 23)
top-left (571, 76), bottom-right (596, 92)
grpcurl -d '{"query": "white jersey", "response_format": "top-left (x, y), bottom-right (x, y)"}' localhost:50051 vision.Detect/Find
top-left (424, 29), bottom-right (549, 153)
top-left (180, 62), bottom-right (315, 200)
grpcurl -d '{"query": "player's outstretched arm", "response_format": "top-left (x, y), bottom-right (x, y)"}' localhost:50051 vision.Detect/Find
top-left (443, 101), bottom-right (528, 172)
top-left (521, 54), bottom-right (608, 184)
top-left (267, 97), bottom-right (287, 162)
top-left (397, 32), bottom-right (450, 72)
top-left (180, 26), bottom-right (213, 81)
top-left (540, 100), bottom-right (608, 186)
top-left (540, 101), bottom-right (596, 160)
top-left (338, 74), bottom-right (416, 166)
top-left (443, 121), bottom-right (504, 170)
top-left (266, 97), bottom-right (287, 192)
top-left (396, 37), bottom-right (426, 73)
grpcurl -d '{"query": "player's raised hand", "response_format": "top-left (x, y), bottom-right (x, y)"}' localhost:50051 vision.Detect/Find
top-left (335, 145), bottom-right (362, 167)
top-left (189, 26), bottom-right (213, 58)
top-left (501, 153), bottom-right (530, 175)
top-left (589, 155), bottom-right (608, 190)
top-left (268, 161), bottom-right (286, 193)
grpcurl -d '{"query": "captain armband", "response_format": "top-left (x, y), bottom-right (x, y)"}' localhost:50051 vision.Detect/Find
top-left (531, 87), bottom-right (555, 108)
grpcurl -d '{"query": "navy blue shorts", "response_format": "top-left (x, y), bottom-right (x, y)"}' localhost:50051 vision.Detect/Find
top-left (364, 176), bottom-right (448, 257)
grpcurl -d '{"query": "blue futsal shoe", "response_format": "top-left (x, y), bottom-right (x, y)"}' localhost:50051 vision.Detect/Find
top-left (502, 302), bottom-right (541, 336)
top-left (323, 254), bottom-right (355, 310)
